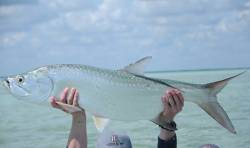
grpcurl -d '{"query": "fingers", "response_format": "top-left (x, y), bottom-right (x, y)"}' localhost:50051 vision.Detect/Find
top-left (168, 94), bottom-right (176, 109)
top-left (165, 89), bottom-right (184, 113)
top-left (50, 87), bottom-right (83, 114)
top-left (59, 87), bottom-right (78, 106)
top-left (50, 96), bottom-right (59, 108)
top-left (162, 93), bottom-right (169, 107)
top-left (161, 94), bottom-right (171, 116)
top-left (67, 88), bottom-right (76, 105)
top-left (60, 87), bottom-right (69, 103)
top-left (172, 92), bottom-right (183, 112)
top-left (176, 90), bottom-right (184, 107)
top-left (170, 93), bottom-right (179, 112)
top-left (73, 91), bottom-right (79, 106)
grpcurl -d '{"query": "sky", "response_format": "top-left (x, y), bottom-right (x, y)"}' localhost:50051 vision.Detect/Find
top-left (0, 0), bottom-right (250, 75)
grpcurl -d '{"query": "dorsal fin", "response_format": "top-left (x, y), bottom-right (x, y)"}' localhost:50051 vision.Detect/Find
top-left (121, 56), bottom-right (152, 75)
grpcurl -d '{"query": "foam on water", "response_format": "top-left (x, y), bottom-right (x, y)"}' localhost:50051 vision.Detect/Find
top-left (0, 69), bottom-right (250, 148)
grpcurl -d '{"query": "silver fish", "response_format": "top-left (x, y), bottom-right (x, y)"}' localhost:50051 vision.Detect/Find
top-left (0, 56), bottom-right (244, 133)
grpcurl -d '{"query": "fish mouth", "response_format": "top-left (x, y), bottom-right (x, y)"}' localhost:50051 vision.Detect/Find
top-left (0, 77), bottom-right (10, 94)
top-left (1, 77), bottom-right (10, 89)
top-left (4, 80), bottom-right (10, 88)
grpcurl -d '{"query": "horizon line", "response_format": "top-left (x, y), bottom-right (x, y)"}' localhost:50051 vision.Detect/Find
top-left (146, 67), bottom-right (250, 73)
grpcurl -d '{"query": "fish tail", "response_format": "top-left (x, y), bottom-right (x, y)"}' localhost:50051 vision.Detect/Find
top-left (198, 71), bottom-right (246, 134)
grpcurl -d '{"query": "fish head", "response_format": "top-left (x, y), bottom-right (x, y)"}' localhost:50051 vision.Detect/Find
top-left (1, 67), bottom-right (53, 103)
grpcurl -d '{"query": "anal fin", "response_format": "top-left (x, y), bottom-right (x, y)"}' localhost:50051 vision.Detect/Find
top-left (93, 116), bottom-right (110, 132)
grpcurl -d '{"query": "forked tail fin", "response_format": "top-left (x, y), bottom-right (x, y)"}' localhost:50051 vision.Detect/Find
top-left (199, 71), bottom-right (246, 134)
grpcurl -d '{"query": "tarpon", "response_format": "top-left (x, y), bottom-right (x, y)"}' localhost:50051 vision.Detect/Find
top-left (0, 56), bottom-right (244, 133)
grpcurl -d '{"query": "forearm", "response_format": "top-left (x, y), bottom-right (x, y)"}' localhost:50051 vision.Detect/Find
top-left (67, 112), bottom-right (87, 148)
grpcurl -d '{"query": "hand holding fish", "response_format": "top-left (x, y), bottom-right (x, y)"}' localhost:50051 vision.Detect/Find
top-left (50, 88), bottom-right (88, 148)
top-left (50, 87), bottom-right (85, 117)
top-left (161, 89), bottom-right (184, 121)
top-left (158, 89), bottom-right (184, 142)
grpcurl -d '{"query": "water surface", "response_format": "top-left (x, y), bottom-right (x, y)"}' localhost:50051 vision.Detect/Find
top-left (0, 69), bottom-right (249, 148)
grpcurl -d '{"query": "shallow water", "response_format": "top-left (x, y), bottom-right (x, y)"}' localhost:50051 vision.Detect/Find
top-left (0, 69), bottom-right (250, 148)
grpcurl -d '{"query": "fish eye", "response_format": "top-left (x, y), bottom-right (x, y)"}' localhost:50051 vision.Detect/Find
top-left (16, 75), bottom-right (25, 84)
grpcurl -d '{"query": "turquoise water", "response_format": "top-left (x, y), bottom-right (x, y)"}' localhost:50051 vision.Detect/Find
top-left (0, 69), bottom-right (250, 148)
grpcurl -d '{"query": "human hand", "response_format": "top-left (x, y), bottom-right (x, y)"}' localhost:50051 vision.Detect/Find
top-left (50, 87), bottom-right (85, 117)
top-left (161, 89), bottom-right (184, 121)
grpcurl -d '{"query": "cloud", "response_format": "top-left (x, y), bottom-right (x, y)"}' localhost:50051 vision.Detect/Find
top-left (0, 0), bottom-right (38, 6)
top-left (0, 4), bottom-right (58, 33)
top-left (0, 32), bottom-right (26, 47)
top-left (0, 0), bottom-right (250, 75)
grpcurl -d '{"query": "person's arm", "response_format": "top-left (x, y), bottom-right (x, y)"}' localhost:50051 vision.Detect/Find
top-left (67, 111), bottom-right (87, 148)
top-left (50, 88), bottom-right (87, 148)
top-left (158, 89), bottom-right (184, 148)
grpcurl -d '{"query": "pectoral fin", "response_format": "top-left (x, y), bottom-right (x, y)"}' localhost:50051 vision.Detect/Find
top-left (92, 116), bottom-right (110, 132)
top-left (55, 101), bottom-right (82, 113)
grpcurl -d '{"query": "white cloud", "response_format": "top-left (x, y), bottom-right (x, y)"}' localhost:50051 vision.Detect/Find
top-left (0, 32), bottom-right (26, 47)
top-left (39, 0), bottom-right (99, 12)
top-left (0, 0), bottom-right (250, 75)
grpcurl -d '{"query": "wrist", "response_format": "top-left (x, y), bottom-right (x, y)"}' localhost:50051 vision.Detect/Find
top-left (72, 111), bottom-right (85, 118)
top-left (158, 119), bottom-right (177, 140)
top-left (162, 113), bottom-right (174, 122)
top-left (72, 111), bottom-right (86, 124)
top-left (159, 120), bottom-right (177, 132)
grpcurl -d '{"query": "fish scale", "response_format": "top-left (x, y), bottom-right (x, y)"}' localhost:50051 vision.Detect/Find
top-left (45, 64), bottom-right (166, 120)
